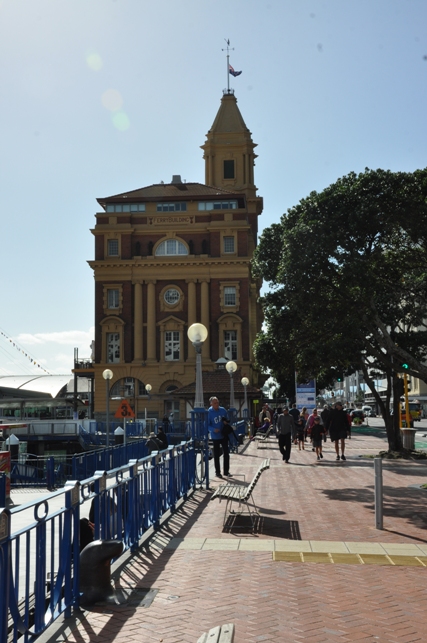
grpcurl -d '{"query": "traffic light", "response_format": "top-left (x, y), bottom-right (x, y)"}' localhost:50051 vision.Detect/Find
top-left (337, 374), bottom-right (343, 382)
top-left (401, 363), bottom-right (409, 370)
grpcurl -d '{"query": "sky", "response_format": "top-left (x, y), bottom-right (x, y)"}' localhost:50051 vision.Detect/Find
top-left (1, 0), bottom-right (426, 376)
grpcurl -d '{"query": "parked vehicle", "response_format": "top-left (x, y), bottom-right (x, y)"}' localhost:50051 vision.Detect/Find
top-left (350, 409), bottom-right (365, 423)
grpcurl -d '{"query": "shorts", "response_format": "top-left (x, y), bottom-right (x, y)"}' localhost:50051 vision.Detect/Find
top-left (330, 429), bottom-right (347, 442)
top-left (312, 438), bottom-right (323, 448)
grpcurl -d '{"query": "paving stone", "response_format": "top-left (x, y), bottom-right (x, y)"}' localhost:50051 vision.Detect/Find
top-left (39, 431), bottom-right (427, 643)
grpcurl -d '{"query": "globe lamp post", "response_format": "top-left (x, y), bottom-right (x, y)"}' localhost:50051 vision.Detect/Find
top-left (241, 376), bottom-right (249, 418)
top-left (187, 323), bottom-right (208, 409)
top-left (226, 360), bottom-right (237, 409)
top-left (102, 369), bottom-right (113, 448)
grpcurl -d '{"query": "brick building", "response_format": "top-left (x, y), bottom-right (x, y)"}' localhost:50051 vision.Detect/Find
top-left (88, 91), bottom-right (264, 420)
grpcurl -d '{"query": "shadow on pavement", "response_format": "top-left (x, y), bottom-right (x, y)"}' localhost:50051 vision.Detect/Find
top-left (223, 514), bottom-right (301, 539)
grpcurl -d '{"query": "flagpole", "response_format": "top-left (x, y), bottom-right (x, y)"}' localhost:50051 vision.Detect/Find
top-left (223, 38), bottom-right (234, 94)
top-left (227, 48), bottom-right (229, 93)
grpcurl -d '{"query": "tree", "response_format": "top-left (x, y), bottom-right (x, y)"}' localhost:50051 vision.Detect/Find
top-left (253, 168), bottom-right (427, 451)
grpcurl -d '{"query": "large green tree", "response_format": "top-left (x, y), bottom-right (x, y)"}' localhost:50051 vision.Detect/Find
top-left (253, 168), bottom-right (427, 451)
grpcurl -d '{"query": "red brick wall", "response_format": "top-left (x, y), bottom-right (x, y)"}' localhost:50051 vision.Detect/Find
top-left (95, 235), bottom-right (104, 260)
top-left (237, 230), bottom-right (248, 256)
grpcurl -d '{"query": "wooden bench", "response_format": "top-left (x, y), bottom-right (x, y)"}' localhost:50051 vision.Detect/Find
top-left (211, 459), bottom-right (270, 529)
top-left (254, 425), bottom-right (275, 448)
top-left (197, 623), bottom-right (235, 643)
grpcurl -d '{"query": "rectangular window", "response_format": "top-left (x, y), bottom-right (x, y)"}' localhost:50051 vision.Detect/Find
top-left (224, 286), bottom-right (236, 306)
top-left (165, 331), bottom-right (180, 361)
top-left (223, 236), bottom-right (235, 253)
top-left (223, 160), bottom-right (235, 179)
top-left (198, 200), bottom-right (237, 211)
top-left (224, 330), bottom-right (237, 360)
top-left (107, 240), bottom-right (119, 256)
top-left (107, 333), bottom-right (120, 363)
top-left (107, 289), bottom-right (119, 309)
top-left (156, 202), bottom-right (187, 212)
top-left (106, 203), bottom-right (146, 213)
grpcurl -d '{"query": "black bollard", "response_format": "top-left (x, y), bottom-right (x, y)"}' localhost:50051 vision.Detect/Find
top-left (79, 539), bottom-right (124, 605)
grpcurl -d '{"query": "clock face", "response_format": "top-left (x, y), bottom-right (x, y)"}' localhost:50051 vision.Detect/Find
top-left (164, 288), bottom-right (180, 305)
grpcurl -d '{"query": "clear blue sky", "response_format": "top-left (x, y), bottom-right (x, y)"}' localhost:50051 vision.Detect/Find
top-left (1, 0), bottom-right (426, 375)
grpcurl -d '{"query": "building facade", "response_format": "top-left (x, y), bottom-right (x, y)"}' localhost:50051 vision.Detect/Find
top-left (89, 91), bottom-right (263, 420)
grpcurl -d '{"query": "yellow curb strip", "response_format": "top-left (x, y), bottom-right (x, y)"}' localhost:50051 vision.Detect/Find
top-left (272, 552), bottom-right (427, 567)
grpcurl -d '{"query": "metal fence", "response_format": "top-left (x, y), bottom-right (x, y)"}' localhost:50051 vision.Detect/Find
top-left (0, 440), bottom-right (196, 643)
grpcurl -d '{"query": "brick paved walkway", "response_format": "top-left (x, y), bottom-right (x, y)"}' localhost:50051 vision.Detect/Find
top-left (40, 430), bottom-right (427, 643)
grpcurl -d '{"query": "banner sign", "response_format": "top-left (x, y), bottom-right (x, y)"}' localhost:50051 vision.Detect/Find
top-left (295, 375), bottom-right (316, 412)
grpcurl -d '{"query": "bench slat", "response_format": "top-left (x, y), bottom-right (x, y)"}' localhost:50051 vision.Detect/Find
top-left (197, 623), bottom-right (235, 643)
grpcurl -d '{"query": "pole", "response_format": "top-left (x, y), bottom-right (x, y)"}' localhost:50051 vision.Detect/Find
top-left (229, 372), bottom-right (235, 409)
top-left (105, 378), bottom-right (110, 448)
top-left (374, 457), bottom-right (383, 529)
top-left (194, 349), bottom-right (204, 409)
top-left (404, 373), bottom-right (411, 427)
top-left (123, 415), bottom-right (126, 447)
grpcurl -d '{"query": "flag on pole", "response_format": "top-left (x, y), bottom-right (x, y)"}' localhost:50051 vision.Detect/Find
top-left (229, 64), bottom-right (242, 77)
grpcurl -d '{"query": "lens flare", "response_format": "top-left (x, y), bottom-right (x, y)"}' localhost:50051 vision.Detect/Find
top-left (112, 112), bottom-right (130, 131)
top-left (101, 89), bottom-right (123, 112)
top-left (86, 52), bottom-right (103, 71)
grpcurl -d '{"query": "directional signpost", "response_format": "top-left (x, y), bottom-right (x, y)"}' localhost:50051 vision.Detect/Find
top-left (114, 400), bottom-right (135, 446)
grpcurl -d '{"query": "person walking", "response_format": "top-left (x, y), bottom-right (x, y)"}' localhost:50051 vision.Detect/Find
top-left (289, 403), bottom-right (300, 444)
top-left (276, 407), bottom-right (295, 463)
top-left (208, 396), bottom-right (230, 478)
top-left (326, 401), bottom-right (349, 461)
top-left (311, 416), bottom-right (325, 461)
top-left (305, 408), bottom-right (321, 451)
top-left (296, 415), bottom-right (305, 450)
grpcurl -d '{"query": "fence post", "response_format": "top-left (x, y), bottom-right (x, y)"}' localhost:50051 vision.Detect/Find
top-left (374, 457), bottom-right (383, 530)
top-left (0, 474), bottom-right (6, 508)
top-left (46, 457), bottom-right (55, 491)
top-left (0, 509), bottom-right (11, 643)
top-left (64, 480), bottom-right (81, 615)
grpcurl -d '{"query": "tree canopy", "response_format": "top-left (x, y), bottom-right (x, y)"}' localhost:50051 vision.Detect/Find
top-left (252, 167), bottom-right (427, 450)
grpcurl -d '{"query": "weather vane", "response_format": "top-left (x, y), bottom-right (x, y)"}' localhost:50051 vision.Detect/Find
top-left (222, 39), bottom-right (242, 94)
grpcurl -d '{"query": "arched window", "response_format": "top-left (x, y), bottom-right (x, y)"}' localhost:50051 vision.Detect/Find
top-left (110, 378), bottom-right (147, 398)
top-left (155, 239), bottom-right (188, 256)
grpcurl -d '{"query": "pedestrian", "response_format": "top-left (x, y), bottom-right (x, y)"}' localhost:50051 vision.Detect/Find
top-left (289, 403), bottom-right (300, 444)
top-left (326, 401), bottom-right (349, 461)
top-left (258, 403), bottom-right (271, 426)
top-left (311, 416), bottom-right (325, 461)
top-left (301, 406), bottom-right (309, 441)
top-left (305, 408), bottom-right (321, 451)
top-left (208, 396), bottom-right (231, 478)
top-left (276, 407), bottom-right (295, 463)
top-left (156, 425), bottom-right (169, 451)
top-left (296, 415), bottom-right (305, 450)
top-left (320, 405), bottom-right (330, 443)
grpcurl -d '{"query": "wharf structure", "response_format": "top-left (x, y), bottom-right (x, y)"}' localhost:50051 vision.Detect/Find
top-left (88, 91), bottom-right (264, 421)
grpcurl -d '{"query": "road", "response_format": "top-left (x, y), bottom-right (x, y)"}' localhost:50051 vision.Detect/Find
top-left (362, 415), bottom-right (427, 449)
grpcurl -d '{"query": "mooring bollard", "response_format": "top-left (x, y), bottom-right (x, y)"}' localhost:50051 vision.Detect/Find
top-left (80, 539), bottom-right (124, 605)
top-left (374, 457), bottom-right (383, 530)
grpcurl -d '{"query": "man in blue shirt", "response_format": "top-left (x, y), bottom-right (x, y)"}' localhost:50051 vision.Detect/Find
top-left (208, 397), bottom-right (230, 478)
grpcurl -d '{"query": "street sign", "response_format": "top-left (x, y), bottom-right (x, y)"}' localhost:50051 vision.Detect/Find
top-left (114, 399), bottom-right (135, 419)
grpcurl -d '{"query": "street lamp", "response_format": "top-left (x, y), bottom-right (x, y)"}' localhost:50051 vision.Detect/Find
top-left (102, 369), bottom-right (113, 448)
top-left (226, 360), bottom-right (237, 409)
top-left (187, 323), bottom-right (208, 409)
top-left (241, 376), bottom-right (249, 418)
top-left (145, 383), bottom-right (152, 398)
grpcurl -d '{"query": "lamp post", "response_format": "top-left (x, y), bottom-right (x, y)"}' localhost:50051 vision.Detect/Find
top-left (241, 376), bottom-right (249, 418)
top-left (144, 383), bottom-right (152, 433)
top-left (102, 369), bottom-right (113, 448)
top-left (187, 323), bottom-right (208, 409)
top-left (226, 360), bottom-right (237, 409)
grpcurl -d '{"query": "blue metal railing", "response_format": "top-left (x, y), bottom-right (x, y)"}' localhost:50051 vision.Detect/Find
top-left (0, 440), bottom-right (196, 643)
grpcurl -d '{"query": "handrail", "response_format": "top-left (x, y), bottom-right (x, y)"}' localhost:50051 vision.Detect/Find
top-left (0, 439), bottom-right (196, 643)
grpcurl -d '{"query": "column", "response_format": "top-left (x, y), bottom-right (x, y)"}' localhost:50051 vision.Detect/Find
top-left (146, 281), bottom-right (156, 361)
top-left (200, 280), bottom-right (210, 360)
top-left (188, 280), bottom-right (197, 325)
top-left (133, 282), bottom-right (143, 361)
